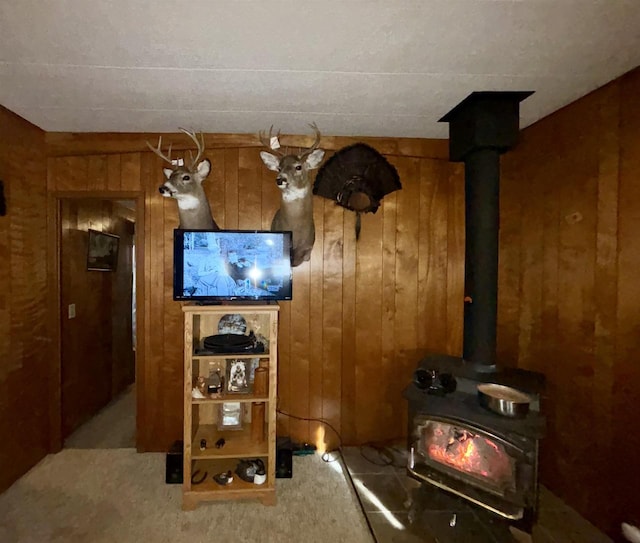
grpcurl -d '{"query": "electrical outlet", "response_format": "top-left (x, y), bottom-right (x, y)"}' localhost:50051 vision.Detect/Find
top-left (68, 304), bottom-right (76, 319)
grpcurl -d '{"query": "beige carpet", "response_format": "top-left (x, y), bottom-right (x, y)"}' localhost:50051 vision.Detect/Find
top-left (0, 449), bottom-right (373, 543)
top-left (64, 385), bottom-right (136, 449)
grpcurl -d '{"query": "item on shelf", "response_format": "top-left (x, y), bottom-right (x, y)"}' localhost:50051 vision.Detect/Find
top-left (191, 470), bottom-right (208, 485)
top-left (251, 402), bottom-right (265, 443)
top-left (215, 438), bottom-right (226, 449)
top-left (203, 332), bottom-right (259, 354)
top-left (235, 459), bottom-right (266, 484)
top-left (217, 314), bottom-right (248, 335)
top-left (196, 376), bottom-right (207, 395)
top-left (199, 439), bottom-right (207, 451)
top-left (253, 360), bottom-right (268, 397)
top-left (218, 402), bottom-right (243, 430)
top-left (207, 368), bottom-right (223, 396)
top-left (247, 358), bottom-right (260, 388)
top-left (191, 387), bottom-right (206, 399)
top-left (213, 471), bottom-right (234, 486)
top-left (226, 359), bottom-right (249, 393)
top-left (253, 332), bottom-right (269, 353)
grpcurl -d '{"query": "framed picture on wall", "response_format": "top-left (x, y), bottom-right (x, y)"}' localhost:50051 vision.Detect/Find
top-left (87, 229), bottom-right (120, 271)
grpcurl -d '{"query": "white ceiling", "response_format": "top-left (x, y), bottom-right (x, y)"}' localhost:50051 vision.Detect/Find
top-left (1, 1), bottom-right (639, 139)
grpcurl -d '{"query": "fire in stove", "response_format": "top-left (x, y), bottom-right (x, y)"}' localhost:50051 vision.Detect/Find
top-left (420, 420), bottom-right (515, 493)
top-left (407, 407), bottom-right (540, 521)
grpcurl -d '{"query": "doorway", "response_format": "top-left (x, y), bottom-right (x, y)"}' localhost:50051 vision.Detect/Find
top-left (48, 193), bottom-right (144, 451)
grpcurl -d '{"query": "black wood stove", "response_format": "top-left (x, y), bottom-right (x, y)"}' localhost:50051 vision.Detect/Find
top-left (404, 92), bottom-right (546, 530)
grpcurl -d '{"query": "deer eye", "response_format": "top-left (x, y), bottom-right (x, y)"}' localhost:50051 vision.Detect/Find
top-left (295, 165), bottom-right (302, 171)
top-left (182, 175), bottom-right (191, 181)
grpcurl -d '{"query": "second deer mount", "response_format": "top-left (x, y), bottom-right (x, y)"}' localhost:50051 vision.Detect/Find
top-left (259, 123), bottom-right (325, 267)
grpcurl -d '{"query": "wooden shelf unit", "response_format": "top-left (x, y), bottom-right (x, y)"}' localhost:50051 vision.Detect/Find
top-left (182, 303), bottom-right (279, 510)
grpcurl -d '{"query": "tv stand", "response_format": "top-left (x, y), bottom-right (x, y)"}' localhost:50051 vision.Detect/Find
top-left (181, 303), bottom-right (279, 509)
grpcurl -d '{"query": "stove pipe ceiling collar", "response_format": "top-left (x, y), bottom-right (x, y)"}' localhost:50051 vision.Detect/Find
top-left (439, 91), bottom-right (534, 370)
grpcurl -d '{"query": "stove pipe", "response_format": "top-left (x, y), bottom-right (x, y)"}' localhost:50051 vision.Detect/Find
top-left (439, 91), bottom-right (533, 370)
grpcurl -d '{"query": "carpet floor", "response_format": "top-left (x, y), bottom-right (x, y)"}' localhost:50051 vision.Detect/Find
top-left (64, 385), bottom-right (136, 449)
top-left (0, 449), bottom-right (373, 543)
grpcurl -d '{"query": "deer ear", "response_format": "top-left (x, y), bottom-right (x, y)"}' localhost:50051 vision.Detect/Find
top-left (260, 151), bottom-right (280, 172)
top-left (305, 149), bottom-right (325, 170)
top-left (163, 168), bottom-right (173, 179)
top-left (196, 159), bottom-right (211, 179)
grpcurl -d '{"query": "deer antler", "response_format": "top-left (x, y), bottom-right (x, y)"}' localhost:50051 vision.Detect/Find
top-left (299, 122), bottom-right (322, 160)
top-left (179, 128), bottom-right (206, 170)
top-left (146, 136), bottom-right (174, 165)
top-left (258, 125), bottom-right (286, 157)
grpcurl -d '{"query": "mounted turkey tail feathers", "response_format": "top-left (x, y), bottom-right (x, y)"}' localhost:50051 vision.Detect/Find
top-left (313, 143), bottom-right (401, 239)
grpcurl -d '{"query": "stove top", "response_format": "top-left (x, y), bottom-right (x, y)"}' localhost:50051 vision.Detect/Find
top-left (404, 354), bottom-right (546, 440)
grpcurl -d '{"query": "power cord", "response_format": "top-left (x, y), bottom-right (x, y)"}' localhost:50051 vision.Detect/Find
top-left (275, 410), bottom-right (407, 468)
top-left (358, 439), bottom-right (408, 469)
top-left (276, 409), bottom-right (343, 462)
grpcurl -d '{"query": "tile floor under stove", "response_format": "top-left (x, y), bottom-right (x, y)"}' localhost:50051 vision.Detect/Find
top-left (340, 444), bottom-right (612, 543)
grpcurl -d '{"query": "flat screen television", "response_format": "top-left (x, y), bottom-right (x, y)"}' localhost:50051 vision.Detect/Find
top-left (173, 229), bottom-right (293, 302)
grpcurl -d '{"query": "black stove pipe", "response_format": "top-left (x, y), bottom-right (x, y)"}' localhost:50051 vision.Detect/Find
top-left (440, 91), bottom-right (533, 370)
top-left (462, 147), bottom-right (501, 369)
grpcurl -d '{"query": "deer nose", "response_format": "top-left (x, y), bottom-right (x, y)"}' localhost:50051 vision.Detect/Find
top-left (276, 176), bottom-right (286, 186)
top-left (159, 186), bottom-right (169, 195)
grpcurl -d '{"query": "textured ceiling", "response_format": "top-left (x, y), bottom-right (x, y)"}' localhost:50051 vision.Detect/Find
top-left (1, 1), bottom-right (639, 138)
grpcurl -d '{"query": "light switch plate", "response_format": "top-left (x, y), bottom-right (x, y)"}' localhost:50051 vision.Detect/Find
top-left (68, 304), bottom-right (76, 319)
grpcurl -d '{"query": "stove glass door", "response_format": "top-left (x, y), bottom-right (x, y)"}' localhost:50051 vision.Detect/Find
top-left (415, 418), bottom-right (517, 494)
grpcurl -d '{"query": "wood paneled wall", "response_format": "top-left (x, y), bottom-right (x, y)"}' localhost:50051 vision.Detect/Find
top-left (499, 67), bottom-right (640, 538)
top-left (59, 199), bottom-right (135, 438)
top-left (111, 209), bottom-right (135, 397)
top-left (46, 135), bottom-right (463, 451)
top-left (5, 66), bottom-right (639, 538)
top-left (0, 107), bottom-right (49, 493)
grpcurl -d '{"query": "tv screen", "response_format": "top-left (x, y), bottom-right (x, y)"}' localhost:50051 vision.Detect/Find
top-left (173, 229), bottom-right (293, 302)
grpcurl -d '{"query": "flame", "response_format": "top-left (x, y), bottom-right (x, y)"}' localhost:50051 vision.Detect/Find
top-left (418, 422), bottom-right (515, 489)
top-left (427, 434), bottom-right (500, 479)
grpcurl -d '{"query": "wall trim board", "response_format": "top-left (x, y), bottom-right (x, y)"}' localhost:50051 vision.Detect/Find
top-left (45, 132), bottom-right (449, 160)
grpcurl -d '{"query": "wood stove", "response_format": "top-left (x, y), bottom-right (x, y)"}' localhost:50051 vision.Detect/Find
top-left (405, 354), bottom-right (545, 523)
top-left (403, 92), bottom-right (546, 530)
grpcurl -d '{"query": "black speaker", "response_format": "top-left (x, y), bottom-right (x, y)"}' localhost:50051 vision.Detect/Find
top-left (166, 440), bottom-right (183, 484)
top-left (276, 446), bottom-right (293, 478)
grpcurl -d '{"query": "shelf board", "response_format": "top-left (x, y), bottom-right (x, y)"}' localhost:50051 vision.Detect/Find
top-left (183, 485), bottom-right (275, 508)
top-left (185, 457), bottom-right (275, 507)
top-left (189, 459), bottom-right (274, 494)
top-left (192, 424), bottom-right (269, 459)
top-left (192, 352), bottom-right (270, 360)
top-left (193, 394), bottom-right (269, 404)
top-left (186, 480), bottom-right (274, 495)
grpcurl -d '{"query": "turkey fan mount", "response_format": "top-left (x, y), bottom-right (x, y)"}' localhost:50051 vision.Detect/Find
top-left (313, 143), bottom-right (401, 239)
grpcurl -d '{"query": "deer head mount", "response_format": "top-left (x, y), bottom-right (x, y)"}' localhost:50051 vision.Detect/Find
top-left (259, 123), bottom-right (325, 267)
top-left (146, 128), bottom-right (219, 230)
